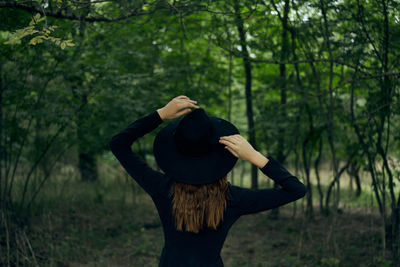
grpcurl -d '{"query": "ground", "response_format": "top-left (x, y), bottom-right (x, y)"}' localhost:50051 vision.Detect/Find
top-left (6, 162), bottom-right (396, 267)
top-left (20, 193), bottom-right (389, 267)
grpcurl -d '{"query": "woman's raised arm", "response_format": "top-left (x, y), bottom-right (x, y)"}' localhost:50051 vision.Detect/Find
top-left (232, 155), bottom-right (307, 216)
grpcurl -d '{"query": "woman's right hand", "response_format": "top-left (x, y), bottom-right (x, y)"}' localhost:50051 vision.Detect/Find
top-left (218, 134), bottom-right (257, 162)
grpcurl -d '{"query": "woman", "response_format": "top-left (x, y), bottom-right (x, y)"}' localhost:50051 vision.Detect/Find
top-left (109, 95), bottom-right (307, 267)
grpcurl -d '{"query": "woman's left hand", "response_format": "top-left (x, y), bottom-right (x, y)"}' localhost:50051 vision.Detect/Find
top-left (157, 95), bottom-right (200, 120)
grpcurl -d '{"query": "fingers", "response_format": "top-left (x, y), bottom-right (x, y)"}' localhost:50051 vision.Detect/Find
top-left (176, 96), bottom-right (198, 104)
top-left (219, 137), bottom-right (237, 146)
top-left (220, 134), bottom-right (240, 143)
top-left (224, 145), bottom-right (238, 157)
top-left (231, 134), bottom-right (241, 142)
top-left (178, 100), bottom-right (199, 109)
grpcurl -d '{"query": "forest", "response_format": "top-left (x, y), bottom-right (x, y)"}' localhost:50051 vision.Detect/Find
top-left (0, 0), bottom-right (399, 266)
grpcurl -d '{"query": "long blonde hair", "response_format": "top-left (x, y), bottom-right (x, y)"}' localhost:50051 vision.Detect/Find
top-left (169, 175), bottom-right (229, 233)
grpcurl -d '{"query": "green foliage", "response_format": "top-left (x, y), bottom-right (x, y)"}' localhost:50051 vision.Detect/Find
top-left (372, 256), bottom-right (392, 267)
top-left (320, 257), bottom-right (340, 267)
top-left (4, 13), bottom-right (75, 49)
top-left (1, 0), bottom-right (400, 265)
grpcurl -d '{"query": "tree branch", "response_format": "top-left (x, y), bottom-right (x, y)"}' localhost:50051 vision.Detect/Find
top-left (0, 0), bottom-right (168, 22)
top-left (212, 34), bottom-right (373, 74)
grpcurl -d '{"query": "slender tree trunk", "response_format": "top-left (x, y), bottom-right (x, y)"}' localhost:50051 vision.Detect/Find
top-left (347, 161), bottom-right (362, 197)
top-left (303, 41), bottom-right (325, 215)
top-left (302, 106), bottom-right (315, 220)
top-left (0, 65), bottom-right (3, 209)
top-left (320, 0), bottom-right (340, 215)
top-left (314, 136), bottom-right (324, 213)
top-left (233, 0), bottom-right (258, 189)
top-left (289, 23), bottom-right (314, 220)
top-left (269, 0), bottom-right (290, 219)
top-left (379, 0), bottom-right (399, 260)
top-left (276, 0), bottom-right (290, 165)
top-left (227, 39), bottom-right (234, 185)
top-left (72, 5), bottom-right (98, 182)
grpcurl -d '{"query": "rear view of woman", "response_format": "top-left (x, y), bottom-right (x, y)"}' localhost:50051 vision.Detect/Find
top-left (109, 95), bottom-right (307, 267)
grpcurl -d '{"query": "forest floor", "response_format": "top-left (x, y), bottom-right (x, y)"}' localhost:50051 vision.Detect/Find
top-left (13, 189), bottom-right (393, 267)
top-left (5, 160), bottom-right (397, 267)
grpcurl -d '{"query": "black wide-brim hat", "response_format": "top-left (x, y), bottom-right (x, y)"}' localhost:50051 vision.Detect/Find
top-left (153, 108), bottom-right (240, 185)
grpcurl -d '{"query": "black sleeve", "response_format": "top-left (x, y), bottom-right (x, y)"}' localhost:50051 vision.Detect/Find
top-left (108, 110), bottom-right (168, 197)
top-left (234, 155), bottom-right (307, 216)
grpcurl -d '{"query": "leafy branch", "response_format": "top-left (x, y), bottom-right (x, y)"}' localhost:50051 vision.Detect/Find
top-left (4, 13), bottom-right (75, 49)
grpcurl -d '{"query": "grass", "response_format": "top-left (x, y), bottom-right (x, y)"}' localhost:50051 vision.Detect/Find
top-left (22, 189), bottom-right (389, 266)
top-left (2, 160), bottom-right (398, 266)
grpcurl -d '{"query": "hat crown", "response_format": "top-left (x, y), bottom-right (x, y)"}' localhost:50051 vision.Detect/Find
top-left (153, 107), bottom-right (240, 184)
top-left (173, 108), bottom-right (217, 157)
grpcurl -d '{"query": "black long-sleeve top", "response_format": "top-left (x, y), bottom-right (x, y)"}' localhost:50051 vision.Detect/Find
top-left (109, 110), bottom-right (307, 267)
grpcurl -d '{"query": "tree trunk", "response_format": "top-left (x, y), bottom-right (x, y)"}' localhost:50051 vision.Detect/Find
top-left (320, 0), bottom-right (340, 215)
top-left (233, 0), bottom-right (258, 189)
top-left (269, 0), bottom-right (290, 219)
top-left (0, 65), bottom-right (3, 209)
top-left (72, 4), bottom-right (98, 182)
top-left (227, 34), bottom-right (234, 185)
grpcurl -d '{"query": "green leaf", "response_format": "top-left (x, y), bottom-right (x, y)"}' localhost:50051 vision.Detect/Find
top-left (29, 36), bottom-right (41, 45)
top-left (34, 13), bottom-right (41, 21)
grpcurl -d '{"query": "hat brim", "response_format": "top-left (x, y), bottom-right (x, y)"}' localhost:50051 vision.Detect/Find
top-left (153, 116), bottom-right (240, 185)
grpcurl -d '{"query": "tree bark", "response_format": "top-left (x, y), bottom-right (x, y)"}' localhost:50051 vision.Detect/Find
top-left (233, 0), bottom-right (258, 189)
top-left (269, 0), bottom-right (290, 219)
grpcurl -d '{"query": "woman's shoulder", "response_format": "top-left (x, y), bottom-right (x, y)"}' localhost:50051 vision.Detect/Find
top-left (151, 173), bottom-right (174, 198)
top-left (227, 182), bottom-right (248, 206)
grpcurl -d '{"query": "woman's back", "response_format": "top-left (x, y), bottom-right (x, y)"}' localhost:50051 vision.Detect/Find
top-left (108, 108), bottom-right (307, 267)
top-left (153, 180), bottom-right (237, 267)
top-left (148, 156), bottom-right (306, 267)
